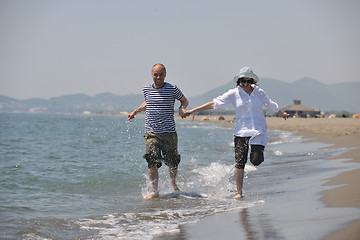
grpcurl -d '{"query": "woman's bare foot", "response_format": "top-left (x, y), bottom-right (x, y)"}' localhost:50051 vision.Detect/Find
top-left (233, 193), bottom-right (243, 199)
top-left (144, 191), bottom-right (159, 199)
top-left (172, 184), bottom-right (180, 192)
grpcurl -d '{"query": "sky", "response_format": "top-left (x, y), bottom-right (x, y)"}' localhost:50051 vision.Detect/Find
top-left (1, 0), bottom-right (359, 100)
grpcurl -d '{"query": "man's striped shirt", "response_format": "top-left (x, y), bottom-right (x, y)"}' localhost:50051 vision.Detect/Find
top-left (143, 82), bottom-right (183, 133)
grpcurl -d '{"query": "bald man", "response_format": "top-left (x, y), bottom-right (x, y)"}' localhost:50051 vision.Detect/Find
top-left (128, 63), bottom-right (189, 199)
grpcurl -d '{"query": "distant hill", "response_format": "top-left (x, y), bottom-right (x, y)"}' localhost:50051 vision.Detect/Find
top-left (0, 78), bottom-right (359, 114)
top-left (0, 93), bottom-right (144, 114)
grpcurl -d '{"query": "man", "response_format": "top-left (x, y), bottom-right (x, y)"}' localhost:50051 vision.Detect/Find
top-left (128, 63), bottom-right (189, 199)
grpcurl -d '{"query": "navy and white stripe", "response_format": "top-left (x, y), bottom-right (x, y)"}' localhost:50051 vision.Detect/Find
top-left (143, 82), bottom-right (183, 133)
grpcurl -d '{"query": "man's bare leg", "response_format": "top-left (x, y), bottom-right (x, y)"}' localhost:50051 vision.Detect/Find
top-left (169, 168), bottom-right (180, 191)
top-left (145, 165), bottom-right (159, 199)
top-left (233, 168), bottom-right (244, 199)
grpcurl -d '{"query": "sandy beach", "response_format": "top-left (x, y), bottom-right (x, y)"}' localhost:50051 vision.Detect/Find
top-left (267, 117), bottom-right (360, 240)
top-left (172, 116), bottom-right (360, 240)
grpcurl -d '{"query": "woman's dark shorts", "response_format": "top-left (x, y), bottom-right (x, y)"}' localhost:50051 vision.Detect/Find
top-left (234, 136), bottom-right (265, 169)
top-left (143, 132), bottom-right (181, 170)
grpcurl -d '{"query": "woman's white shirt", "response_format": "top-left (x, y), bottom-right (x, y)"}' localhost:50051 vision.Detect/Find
top-left (213, 85), bottom-right (279, 146)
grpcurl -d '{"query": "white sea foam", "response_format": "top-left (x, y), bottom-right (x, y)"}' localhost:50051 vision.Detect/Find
top-left (268, 130), bottom-right (301, 146)
top-left (274, 150), bottom-right (283, 156)
top-left (81, 161), bottom-right (262, 239)
top-left (77, 199), bottom-right (264, 240)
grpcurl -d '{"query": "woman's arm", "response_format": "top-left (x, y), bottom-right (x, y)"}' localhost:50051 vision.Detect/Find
top-left (185, 101), bottom-right (215, 116)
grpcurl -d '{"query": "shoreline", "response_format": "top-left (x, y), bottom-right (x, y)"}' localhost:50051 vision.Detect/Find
top-left (266, 117), bottom-right (360, 239)
top-left (175, 116), bottom-right (360, 239)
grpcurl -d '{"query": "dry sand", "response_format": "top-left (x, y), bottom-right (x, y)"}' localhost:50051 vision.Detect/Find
top-left (178, 116), bottom-right (360, 239)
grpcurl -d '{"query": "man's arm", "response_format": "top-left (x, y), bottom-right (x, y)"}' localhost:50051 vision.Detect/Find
top-left (178, 96), bottom-right (189, 118)
top-left (127, 101), bottom-right (146, 121)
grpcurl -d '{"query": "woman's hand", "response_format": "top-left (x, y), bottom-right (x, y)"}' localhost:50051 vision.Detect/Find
top-left (278, 111), bottom-right (290, 120)
top-left (182, 109), bottom-right (193, 118)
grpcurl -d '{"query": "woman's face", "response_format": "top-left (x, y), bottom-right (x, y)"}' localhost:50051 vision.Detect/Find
top-left (240, 78), bottom-right (254, 89)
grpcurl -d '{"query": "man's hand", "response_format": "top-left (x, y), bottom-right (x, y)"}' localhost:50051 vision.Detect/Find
top-left (128, 111), bottom-right (136, 121)
top-left (179, 107), bottom-right (186, 118)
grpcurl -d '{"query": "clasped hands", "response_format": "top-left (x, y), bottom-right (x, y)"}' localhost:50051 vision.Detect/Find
top-left (179, 108), bottom-right (193, 119)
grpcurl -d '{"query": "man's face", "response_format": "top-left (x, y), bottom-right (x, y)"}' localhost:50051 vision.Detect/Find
top-left (152, 65), bottom-right (166, 88)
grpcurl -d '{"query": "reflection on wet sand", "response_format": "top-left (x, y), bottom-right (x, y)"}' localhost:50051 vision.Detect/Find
top-left (239, 208), bottom-right (285, 240)
top-left (154, 207), bottom-right (286, 240)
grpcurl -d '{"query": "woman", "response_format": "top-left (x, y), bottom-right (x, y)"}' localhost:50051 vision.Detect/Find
top-left (184, 67), bottom-right (289, 199)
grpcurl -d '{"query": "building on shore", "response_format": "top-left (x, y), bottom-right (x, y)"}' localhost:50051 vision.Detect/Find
top-left (280, 99), bottom-right (321, 118)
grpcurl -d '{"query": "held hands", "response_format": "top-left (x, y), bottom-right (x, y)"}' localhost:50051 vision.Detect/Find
top-left (179, 107), bottom-right (187, 118)
top-left (179, 101), bottom-right (213, 119)
top-left (179, 108), bottom-right (193, 119)
top-left (184, 109), bottom-right (194, 118)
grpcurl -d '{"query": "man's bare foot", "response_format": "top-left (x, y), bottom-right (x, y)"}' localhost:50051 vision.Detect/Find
top-left (233, 194), bottom-right (243, 199)
top-left (144, 192), bottom-right (159, 199)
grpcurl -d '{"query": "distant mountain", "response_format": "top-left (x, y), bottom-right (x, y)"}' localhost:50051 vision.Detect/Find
top-left (188, 78), bottom-right (360, 113)
top-left (0, 78), bottom-right (359, 114)
top-left (0, 93), bottom-right (144, 114)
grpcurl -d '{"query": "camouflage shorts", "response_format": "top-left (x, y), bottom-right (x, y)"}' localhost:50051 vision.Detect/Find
top-left (143, 132), bottom-right (181, 170)
top-left (234, 136), bottom-right (265, 169)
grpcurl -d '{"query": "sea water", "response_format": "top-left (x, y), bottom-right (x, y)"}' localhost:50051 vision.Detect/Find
top-left (0, 113), bottom-right (356, 239)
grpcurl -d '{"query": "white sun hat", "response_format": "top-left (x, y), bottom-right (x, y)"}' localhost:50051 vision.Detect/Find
top-left (233, 67), bottom-right (259, 83)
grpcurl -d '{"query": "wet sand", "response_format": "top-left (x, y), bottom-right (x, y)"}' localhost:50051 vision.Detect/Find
top-left (266, 117), bottom-right (360, 239)
top-left (171, 116), bottom-right (360, 240)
